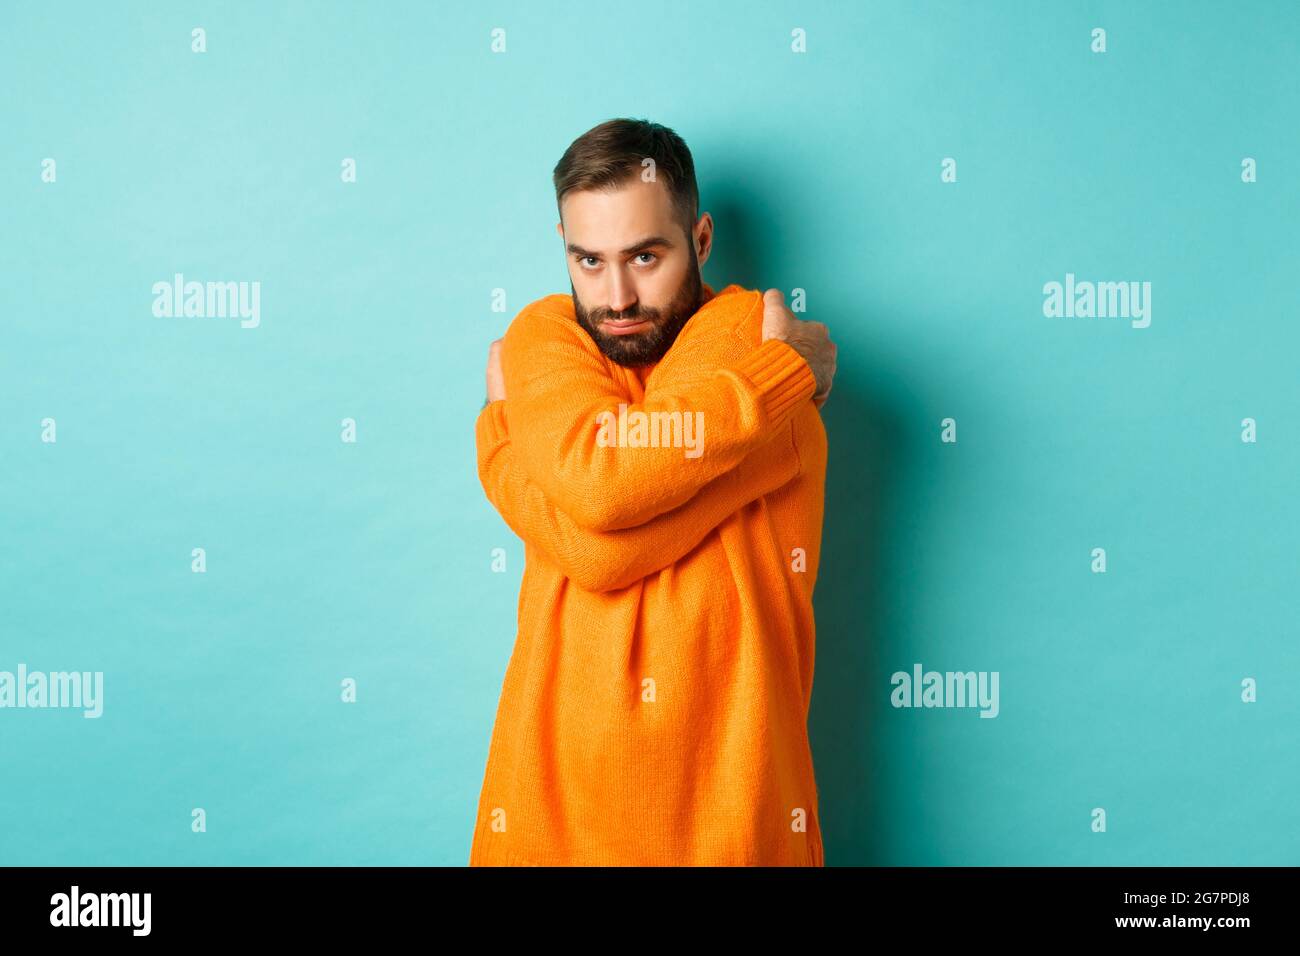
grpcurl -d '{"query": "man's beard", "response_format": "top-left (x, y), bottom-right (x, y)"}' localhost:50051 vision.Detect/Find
top-left (572, 264), bottom-right (702, 368)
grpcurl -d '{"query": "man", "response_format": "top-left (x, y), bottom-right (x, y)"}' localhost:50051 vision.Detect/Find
top-left (471, 118), bottom-right (837, 866)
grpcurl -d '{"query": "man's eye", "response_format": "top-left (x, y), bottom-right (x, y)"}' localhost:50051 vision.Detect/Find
top-left (634, 252), bottom-right (657, 265)
top-left (579, 256), bottom-right (599, 268)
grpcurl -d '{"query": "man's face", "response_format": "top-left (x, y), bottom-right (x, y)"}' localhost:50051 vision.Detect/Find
top-left (557, 177), bottom-right (709, 367)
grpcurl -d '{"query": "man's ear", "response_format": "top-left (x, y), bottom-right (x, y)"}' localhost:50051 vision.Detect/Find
top-left (694, 212), bottom-right (714, 268)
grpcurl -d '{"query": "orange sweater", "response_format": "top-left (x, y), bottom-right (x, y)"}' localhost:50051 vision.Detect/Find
top-left (471, 283), bottom-right (828, 866)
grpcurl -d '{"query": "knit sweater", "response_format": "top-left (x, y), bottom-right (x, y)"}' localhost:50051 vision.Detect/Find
top-left (470, 282), bottom-right (828, 866)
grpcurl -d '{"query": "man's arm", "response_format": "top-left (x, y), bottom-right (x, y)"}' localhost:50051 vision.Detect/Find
top-left (475, 400), bottom-right (807, 593)
top-left (501, 290), bottom-right (829, 533)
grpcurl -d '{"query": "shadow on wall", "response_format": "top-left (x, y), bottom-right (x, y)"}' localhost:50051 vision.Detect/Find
top-left (705, 198), bottom-right (907, 866)
top-left (809, 380), bottom-right (904, 866)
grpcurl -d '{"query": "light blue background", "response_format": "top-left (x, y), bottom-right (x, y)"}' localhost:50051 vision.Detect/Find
top-left (2, 0), bottom-right (1296, 866)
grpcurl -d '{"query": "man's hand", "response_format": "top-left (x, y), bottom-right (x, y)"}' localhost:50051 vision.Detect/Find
top-left (486, 338), bottom-right (506, 404)
top-left (760, 289), bottom-right (836, 408)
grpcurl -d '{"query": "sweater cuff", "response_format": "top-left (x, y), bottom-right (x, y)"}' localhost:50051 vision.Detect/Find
top-left (476, 400), bottom-right (509, 444)
top-left (730, 339), bottom-right (817, 427)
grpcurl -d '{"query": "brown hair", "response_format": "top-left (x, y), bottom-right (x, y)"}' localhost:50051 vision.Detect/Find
top-left (553, 118), bottom-right (700, 239)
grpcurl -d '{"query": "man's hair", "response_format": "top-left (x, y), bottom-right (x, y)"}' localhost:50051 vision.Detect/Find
top-left (553, 118), bottom-right (700, 239)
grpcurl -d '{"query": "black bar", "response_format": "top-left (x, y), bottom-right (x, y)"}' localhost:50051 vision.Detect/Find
top-left (0, 866), bottom-right (1286, 940)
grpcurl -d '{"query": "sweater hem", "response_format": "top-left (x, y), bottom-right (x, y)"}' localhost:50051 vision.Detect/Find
top-left (471, 839), bottom-right (824, 868)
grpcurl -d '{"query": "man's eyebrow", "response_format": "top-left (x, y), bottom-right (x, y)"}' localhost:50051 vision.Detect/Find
top-left (566, 236), bottom-right (675, 257)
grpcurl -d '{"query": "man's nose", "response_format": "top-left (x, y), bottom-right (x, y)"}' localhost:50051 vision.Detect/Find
top-left (607, 271), bottom-right (637, 314)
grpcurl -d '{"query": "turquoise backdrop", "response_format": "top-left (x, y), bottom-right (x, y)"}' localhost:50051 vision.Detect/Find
top-left (2, 0), bottom-right (1296, 866)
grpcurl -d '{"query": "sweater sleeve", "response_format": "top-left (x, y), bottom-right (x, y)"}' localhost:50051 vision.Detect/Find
top-left (501, 301), bottom-right (816, 534)
top-left (476, 400), bottom-right (805, 593)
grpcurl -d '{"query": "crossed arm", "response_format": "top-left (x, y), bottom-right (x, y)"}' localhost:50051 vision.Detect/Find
top-left (475, 400), bottom-right (806, 592)
top-left (497, 303), bottom-right (816, 531)
top-left (475, 294), bottom-right (821, 591)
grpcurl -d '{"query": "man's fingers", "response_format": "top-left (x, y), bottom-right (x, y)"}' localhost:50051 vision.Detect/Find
top-left (761, 289), bottom-right (790, 342)
top-left (813, 341), bottom-right (837, 409)
top-left (486, 338), bottom-right (507, 402)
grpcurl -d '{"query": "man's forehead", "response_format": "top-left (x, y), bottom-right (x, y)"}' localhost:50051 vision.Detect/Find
top-left (560, 179), bottom-right (680, 248)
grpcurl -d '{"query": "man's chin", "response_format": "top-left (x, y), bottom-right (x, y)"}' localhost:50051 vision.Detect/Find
top-left (597, 334), bottom-right (658, 366)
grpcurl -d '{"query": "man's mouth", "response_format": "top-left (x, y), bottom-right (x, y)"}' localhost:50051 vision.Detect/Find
top-left (600, 317), bottom-right (653, 336)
